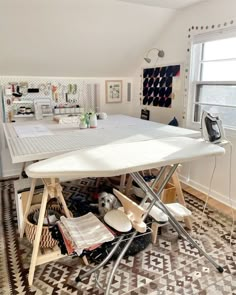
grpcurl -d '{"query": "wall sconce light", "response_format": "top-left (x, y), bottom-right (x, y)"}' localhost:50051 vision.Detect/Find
top-left (144, 48), bottom-right (165, 64)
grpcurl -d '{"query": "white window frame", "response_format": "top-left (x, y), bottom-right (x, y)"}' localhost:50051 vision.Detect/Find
top-left (187, 27), bottom-right (236, 135)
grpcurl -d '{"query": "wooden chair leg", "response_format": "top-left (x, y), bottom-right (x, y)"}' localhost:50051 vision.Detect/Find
top-left (82, 255), bottom-right (89, 266)
top-left (28, 186), bottom-right (49, 285)
top-left (125, 175), bottom-right (133, 196)
top-left (20, 178), bottom-right (36, 238)
top-left (151, 222), bottom-right (159, 244)
top-left (119, 174), bottom-right (127, 193)
top-left (171, 171), bottom-right (192, 230)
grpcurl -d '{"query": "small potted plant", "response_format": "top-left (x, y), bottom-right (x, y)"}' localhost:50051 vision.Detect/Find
top-left (80, 111), bottom-right (97, 129)
top-left (79, 113), bottom-right (88, 129)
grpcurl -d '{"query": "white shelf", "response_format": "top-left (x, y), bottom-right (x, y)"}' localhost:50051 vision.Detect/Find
top-left (42, 113), bottom-right (53, 117)
top-left (12, 100), bottom-right (34, 104)
top-left (14, 114), bottom-right (34, 118)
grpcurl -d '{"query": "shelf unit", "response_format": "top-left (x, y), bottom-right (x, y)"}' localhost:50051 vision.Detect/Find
top-left (12, 100), bottom-right (35, 119)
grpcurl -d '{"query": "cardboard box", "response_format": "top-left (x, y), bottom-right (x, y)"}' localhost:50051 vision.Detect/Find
top-left (159, 183), bottom-right (176, 204)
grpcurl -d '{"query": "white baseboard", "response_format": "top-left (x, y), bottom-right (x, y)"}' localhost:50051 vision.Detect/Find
top-left (1, 148), bottom-right (22, 177)
top-left (179, 174), bottom-right (236, 210)
top-left (2, 168), bottom-right (20, 178)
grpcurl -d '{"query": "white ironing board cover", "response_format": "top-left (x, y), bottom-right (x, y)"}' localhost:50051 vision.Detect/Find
top-left (26, 137), bottom-right (224, 179)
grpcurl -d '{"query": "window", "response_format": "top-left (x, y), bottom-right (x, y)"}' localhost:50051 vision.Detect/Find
top-left (188, 29), bottom-right (236, 131)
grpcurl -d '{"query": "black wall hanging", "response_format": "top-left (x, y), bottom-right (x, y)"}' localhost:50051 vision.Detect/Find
top-left (142, 65), bottom-right (180, 108)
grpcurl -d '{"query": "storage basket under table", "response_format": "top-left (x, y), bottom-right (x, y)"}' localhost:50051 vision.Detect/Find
top-left (25, 204), bottom-right (64, 249)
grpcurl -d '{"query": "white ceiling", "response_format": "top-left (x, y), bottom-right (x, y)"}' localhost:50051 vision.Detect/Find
top-left (117, 0), bottom-right (206, 9)
top-left (0, 0), bottom-right (205, 77)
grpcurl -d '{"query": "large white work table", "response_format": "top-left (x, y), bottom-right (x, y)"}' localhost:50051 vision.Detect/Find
top-left (3, 114), bottom-right (200, 232)
top-left (3, 114), bottom-right (200, 164)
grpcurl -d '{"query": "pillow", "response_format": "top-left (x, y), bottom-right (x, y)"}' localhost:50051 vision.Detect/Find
top-left (168, 117), bottom-right (178, 126)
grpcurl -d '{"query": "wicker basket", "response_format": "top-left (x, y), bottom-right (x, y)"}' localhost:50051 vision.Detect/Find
top-left (25, 204), bottom-right (64, 249)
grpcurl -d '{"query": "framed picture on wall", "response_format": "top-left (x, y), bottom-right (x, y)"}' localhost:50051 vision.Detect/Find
top-left (105, 80), bottom-right (122, 103)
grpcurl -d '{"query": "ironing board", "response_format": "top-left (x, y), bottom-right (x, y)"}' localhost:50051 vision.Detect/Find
top-left (24, 136), bottom-right (225, 291)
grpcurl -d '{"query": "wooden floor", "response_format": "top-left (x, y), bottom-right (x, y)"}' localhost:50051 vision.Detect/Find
top-left (182, 182), bottom-right (236, 216)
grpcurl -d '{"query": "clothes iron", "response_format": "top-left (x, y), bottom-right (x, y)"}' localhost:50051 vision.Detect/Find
top-left (201, 111), bottom-right (225, 144)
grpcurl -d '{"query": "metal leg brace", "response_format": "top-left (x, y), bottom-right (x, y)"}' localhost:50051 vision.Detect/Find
top-left (131, 167), bottom-right (224, 273)
top-left (76, 235), bottom-right (125, 283)
top-left (76, 166), bottom-right (223, 294)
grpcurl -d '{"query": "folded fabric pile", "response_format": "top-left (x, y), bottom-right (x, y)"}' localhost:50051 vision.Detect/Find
top-left (50, 212), bottom-right (115, 256)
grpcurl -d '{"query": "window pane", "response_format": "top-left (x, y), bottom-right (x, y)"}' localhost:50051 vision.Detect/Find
top-left (201, 60), bottom-right (236, 81)
top-left (194, 104), bottom-right (236, 128)
top-left (196, 84), bottom-right (236, 106)
top-left (203, 37), bottom-right (236, 60)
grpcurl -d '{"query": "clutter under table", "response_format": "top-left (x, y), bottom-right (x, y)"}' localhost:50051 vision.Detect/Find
top-left (23, 136), bottom-right (225, 294)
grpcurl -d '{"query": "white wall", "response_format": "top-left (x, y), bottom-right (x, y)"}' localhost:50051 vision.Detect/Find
top-left (0, 0), bottom-right (175, 77)
top-left (132, 0), bottom-right (236, 207)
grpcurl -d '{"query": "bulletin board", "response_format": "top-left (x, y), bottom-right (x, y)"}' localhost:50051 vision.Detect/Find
top-left (142, 65), bottom-right (180, 108)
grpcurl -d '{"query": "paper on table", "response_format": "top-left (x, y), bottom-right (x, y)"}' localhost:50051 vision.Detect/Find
top-left (14, 124), bottom-right (53, 138)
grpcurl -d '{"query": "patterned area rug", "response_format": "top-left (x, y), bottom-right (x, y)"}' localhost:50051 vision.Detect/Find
top-left (0, 178), bottom-right (236, 295)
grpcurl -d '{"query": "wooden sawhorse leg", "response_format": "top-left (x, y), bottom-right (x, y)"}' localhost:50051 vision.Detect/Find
top-left (20, 178), bottom-right (36, 238)
top-left (119, 174), bottom-right (127, 193)
top-left (171, 171), bottom-right (192, 230)
top-left (27, 178), bottom-right (88, 285)
top-left (125, 174), bottom-right (133, 196)
top-left (28, 184), bottom-right (49, 285)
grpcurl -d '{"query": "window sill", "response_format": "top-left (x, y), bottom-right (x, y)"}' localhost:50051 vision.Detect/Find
top-left (224, 127), bottom-right (236, 139)
top-left (186, 122), bottom-right (236, 140)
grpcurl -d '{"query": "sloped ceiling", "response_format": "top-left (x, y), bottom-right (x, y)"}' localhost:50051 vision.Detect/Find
top-left (0, 0), bottom-right (190, 77)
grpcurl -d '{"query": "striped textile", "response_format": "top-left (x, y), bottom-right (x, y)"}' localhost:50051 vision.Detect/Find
top-left (60, 213), bottom-right (114, 255)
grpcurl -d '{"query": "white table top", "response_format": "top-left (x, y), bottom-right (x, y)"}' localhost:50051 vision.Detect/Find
top-left (26, 137), bottom-right (225, 179)
top-left (3, 114), bottom-right (200, 163)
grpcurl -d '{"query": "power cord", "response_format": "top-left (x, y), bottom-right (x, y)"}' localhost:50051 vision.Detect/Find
top-left (198, 140), bottom-right (235, 248)
top-left (226, 141), bottom-right (235, 247)
top-left (197, 155), bottom-right (216, 238)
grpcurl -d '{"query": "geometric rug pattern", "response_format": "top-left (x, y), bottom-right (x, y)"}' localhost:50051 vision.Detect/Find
top-left (0, 178), bottom-right (236, 295)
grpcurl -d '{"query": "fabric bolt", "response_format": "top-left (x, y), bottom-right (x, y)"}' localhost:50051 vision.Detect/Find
top-left (55, 222), bottom-right (113, 255)
top-left (60, 212), bottom-right (115, 255)
top-left (57, 222), bottom-right (75, 255)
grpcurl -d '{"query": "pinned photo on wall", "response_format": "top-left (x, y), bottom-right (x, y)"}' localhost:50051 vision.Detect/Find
top-left (142, 64), bottom-right (180, 108)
